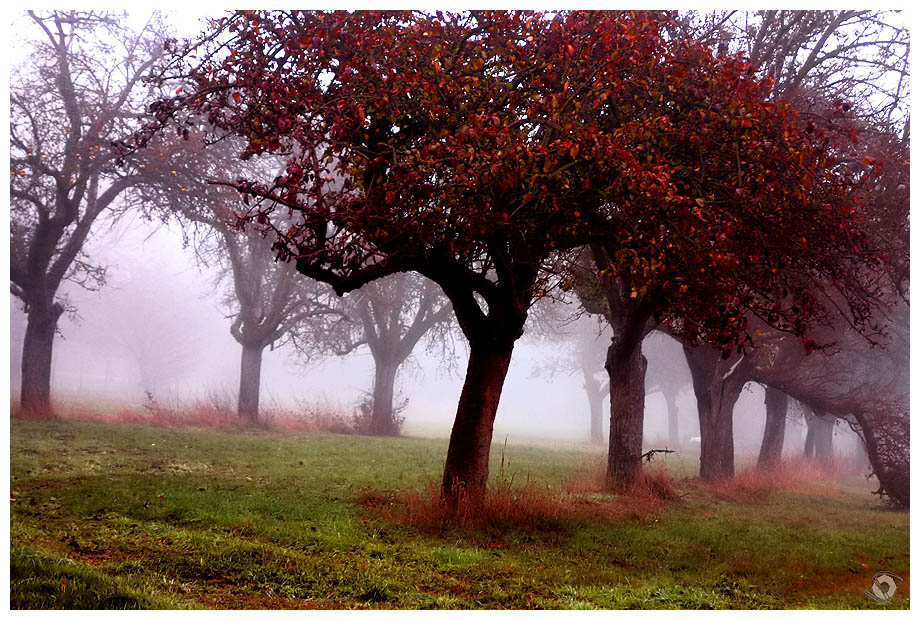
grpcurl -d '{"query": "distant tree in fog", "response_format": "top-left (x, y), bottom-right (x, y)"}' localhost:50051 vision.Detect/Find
top-left (291, 272), bottom-right (454, 436)
top-left (211, 225), bottom-right (348, 424)
top-left (9, 11), bottom-right (183, 417)
top-left (132, 133), bottom-right (353, 425)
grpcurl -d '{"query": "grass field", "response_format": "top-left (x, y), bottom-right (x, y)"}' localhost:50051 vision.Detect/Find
top-left (9, 417), bottom-right (910, 609)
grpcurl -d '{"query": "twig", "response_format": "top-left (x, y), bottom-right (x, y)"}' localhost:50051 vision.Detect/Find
top-left (641, 449), bottom-right (675, 463)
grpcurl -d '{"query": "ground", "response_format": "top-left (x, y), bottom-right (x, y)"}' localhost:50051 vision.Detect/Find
top-left (9, 417), bottom-right (910, 609)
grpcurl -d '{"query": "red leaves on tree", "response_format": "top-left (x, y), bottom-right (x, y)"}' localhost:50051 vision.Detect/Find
top-left (159, 10), bottom-right (892, 351)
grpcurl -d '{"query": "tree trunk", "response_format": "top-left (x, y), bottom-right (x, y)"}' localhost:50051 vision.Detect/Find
top-left (370, 355), bottom-right (400, 436)
top-left (804, 412), bottom-right (834, 467)
top-left (684, 345), bottom-right (748, 481)
top-left (664, 387), bottom-right (679, 447)
top-left (20, 302), bottom-right (63, 419)
top-left (238, 342), bottom-right (264, 425)
top-left (582, 368), bottom-right (605, 444)
top-left (758, 386), bottom-right (787, 469)
top-left (605, 338), bottom-right (648, 491)
top-left (441, 339), bottom-right (515, 506)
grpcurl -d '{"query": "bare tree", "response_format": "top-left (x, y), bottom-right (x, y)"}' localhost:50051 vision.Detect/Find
top-left (9, 11), bottom-right (181, 417)
top-left (292, 272), bottom-right (454, 436)
top-left (216, 227), bottom-right (347, 424)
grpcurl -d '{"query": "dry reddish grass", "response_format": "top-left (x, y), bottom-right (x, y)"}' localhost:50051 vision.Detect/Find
top-left (361, 466), bottom-right (680, 536)
top-left (705, 458), bottom-right (846, 502)
top-left (40, 395), bottom-right (355, 434)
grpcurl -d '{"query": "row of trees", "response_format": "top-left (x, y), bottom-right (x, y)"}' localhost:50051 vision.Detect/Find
top-left (11, 10), bottom-right (908, 507)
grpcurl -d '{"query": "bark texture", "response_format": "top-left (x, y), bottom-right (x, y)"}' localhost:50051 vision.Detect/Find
top-left (605, 339), bottom-right (648, 491)
top-left (441, 340), bottom-right (515, 505)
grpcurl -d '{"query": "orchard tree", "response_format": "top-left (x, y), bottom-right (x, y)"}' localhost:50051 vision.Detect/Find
top-left (139, 10), bottom-right (886, 502)
top-left (744, 297), bottom-right (909, 506)
top-left (9, 11), bottom-right (180, 417)
top-left (292, 272), bottom-right (454, 436)
top-left (638, 9), bottom-right (910, 482)
top-left (213, 225), bottom-right (347, 424)
top-left (131, 130), bottom-right (353, 425)
top-left (757, 386), bottom-right (788, 469)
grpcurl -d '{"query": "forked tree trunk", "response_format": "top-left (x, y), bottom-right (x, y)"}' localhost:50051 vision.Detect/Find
top-left (441, 339), bottom-right (515, 506)
top-left (370, 355), bottom-right (400, 436)
top-left (238, 342), bottom-right (264, 424)
top-left (758, 386), bottom-right (788, 469)
top-left (20, 302), bottom-right (64, 419)
top-left (605, 338), bottom-right (648, 491)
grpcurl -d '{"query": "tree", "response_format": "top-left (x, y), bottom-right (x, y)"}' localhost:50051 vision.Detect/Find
top-left (291, 271), bottom-right (454, 436)
top-left (348, 274), bottom-right (453, 436)
top-left (643, 331), bottom-right (691, 448)
top-left (657, 9), bottom-right (910, 483)
top-left (216, 226), bottom-right (347, 424)
top-left (132, 129), bottom-right (353, 425)
top-left (10, 11), bottom-right (176, 417)
top-left (744, 299), bottom-right (909, 506)
top-left (142, 10), bottom-right (884, 502)
top-left (681, 343), bottom-right (752, 480)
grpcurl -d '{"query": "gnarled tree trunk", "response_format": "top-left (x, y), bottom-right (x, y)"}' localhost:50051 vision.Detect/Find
top-left (758, 386), bottom-right (787, 469)
top-left (441, 338), bottom-right (515, 506)
top-left (20, 301), bottom-right (64, 419)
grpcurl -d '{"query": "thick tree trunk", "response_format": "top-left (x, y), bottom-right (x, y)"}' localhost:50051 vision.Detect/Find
top-left (20, 302), bottom-right (63, 419)
top-left (685, 345), bottom-right (748, 481)
top-left (238, 342), bottom-right (264, 424)
top-left (441, 339), bottom-right (515, 506)
top-left (370, 355), bottom-right (400, 436)
top-left (605, 338), bottom-right (648, 491)
top-left (758, 386), bottom-right (787, 469)
top-left (697, 394), bottom-right (740, 481)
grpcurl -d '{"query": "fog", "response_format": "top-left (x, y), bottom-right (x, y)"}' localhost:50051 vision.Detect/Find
top-left (8, 210), bottom-right (866, 460)
top-left (7, 8), bottom-right (880, 468)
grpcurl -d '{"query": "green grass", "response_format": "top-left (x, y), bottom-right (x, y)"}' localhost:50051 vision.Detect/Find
top-left (9, 418), bottom-right (909, 609)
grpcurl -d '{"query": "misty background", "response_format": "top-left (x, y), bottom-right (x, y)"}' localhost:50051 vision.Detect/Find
top-left (6, 8), bottom-right (870, 461)
top-left (8, 211), bottom-right (861, 457)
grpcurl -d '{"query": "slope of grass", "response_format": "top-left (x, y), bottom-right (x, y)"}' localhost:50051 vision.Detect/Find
top-left (9, 418), bottom-right (909, 609)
